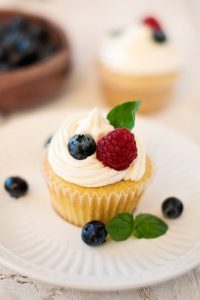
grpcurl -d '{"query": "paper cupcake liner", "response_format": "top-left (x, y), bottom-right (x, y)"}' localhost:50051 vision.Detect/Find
top-left (44, 158), bottom-right (151, 227)
top-left (98, 62), bottom-right (178, 114)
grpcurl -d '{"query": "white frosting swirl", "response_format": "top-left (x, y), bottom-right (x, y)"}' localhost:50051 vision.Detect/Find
top-left (48, 109), bottom-right (146, 187)
top-left (99, 23), bottom-right (181, 75)
top-left (75, 108), bottom-right (113, 140)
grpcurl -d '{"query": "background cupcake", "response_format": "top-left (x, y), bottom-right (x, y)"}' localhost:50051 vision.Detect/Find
top-left (98, 16), bottom-right (182, 114)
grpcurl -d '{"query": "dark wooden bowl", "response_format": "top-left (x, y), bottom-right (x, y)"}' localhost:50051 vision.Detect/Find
top-left (0, 10), bottom-right (71, 113)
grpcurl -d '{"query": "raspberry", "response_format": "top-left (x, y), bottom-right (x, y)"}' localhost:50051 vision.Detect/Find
top-left (96, 128), bottom-right (137, 171)
top-left (143, 16), bottom-right (161, 30)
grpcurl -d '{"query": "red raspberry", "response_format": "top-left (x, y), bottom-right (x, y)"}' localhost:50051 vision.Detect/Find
top-left (143, 16), bottom-right (161, 30)
top-left (96, 128), bottom-right (137, 171)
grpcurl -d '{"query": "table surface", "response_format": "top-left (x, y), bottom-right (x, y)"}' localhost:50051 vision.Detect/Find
top-left (0, 0), bottom-right (200, 299)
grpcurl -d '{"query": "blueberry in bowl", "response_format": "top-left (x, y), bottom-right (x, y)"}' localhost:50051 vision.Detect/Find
top-left (0, 15), bottom-right (62, 70)
top-left (0, 10), bottom-right (71, 113)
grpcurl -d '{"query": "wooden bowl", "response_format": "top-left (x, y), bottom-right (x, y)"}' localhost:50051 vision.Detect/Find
top-left (0, 10), bottom-right (71, 113)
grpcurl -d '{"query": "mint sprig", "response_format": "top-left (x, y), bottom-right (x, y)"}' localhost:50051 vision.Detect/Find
top-left (133, 214), bottom-right (168, 239)
top-left (106, 213), bottom-right (168, 241)
top-left (107, 101), bottom-right (141, 130)
top-left (105, 213), bottom-right (134, 241)
top-left (109, 29), bottom-right (123, 37)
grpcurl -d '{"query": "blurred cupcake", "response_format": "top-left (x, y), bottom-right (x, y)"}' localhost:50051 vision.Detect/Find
top-left (44, 101), bottom-right (151, 227)
top-left (98, 16), bottom-right (182, 114)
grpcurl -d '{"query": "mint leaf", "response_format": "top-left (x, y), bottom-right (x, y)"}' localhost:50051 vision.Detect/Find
top-left (133, 214), bottom-right (168, 239)
top-left (106, 213), bottom-right (134, 241)
top-left (107, 101), bottom-right (141, 130)
top-left (109, 29), bottom-right (123, 37)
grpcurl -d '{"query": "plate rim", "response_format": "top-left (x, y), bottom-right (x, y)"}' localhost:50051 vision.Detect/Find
top-left (0, 242), bottom-right (200, 291)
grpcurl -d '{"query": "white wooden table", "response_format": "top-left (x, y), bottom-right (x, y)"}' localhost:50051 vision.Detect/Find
top-left (0, 0), bottom-right (200, 298)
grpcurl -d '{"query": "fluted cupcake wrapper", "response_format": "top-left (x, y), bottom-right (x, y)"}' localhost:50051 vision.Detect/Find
top-left (98, 62), bottom-right (179, 114)
top-left (44, 158), bottom-right (151, 227)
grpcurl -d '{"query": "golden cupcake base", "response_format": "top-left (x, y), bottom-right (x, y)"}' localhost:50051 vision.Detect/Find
top-left (44, 157), bottom-right (151, 227)
top-left (98, 63), bottom-right (178, 114)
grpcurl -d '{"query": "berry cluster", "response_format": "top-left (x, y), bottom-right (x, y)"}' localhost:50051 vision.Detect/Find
top-left (143, 16), bottom-right (167, 43)
top-left (68, 128), bottom-right (138, 171)
top-left (0, 16), bottom-right (59, 72)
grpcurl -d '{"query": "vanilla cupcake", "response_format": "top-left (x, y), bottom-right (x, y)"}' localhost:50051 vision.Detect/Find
top-left (98, 16), bottom-right (182, 114)
top-left (44, 101), bottom-right (151, 226)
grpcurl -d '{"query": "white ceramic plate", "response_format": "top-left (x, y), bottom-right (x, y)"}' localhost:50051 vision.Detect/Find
top-left (0, 111), bottom-right (200, 291)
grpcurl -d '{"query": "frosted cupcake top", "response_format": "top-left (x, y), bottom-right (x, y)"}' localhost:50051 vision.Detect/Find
top-left (99, 16), bottom-right (181, 76)
top-left (48, 102), bottom-right (146, 187)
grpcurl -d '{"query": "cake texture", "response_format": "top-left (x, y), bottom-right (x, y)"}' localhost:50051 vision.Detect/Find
top-left (98, 16), bottom-right (181, 114)
top-left (44, 102), bottom-right (151, 226)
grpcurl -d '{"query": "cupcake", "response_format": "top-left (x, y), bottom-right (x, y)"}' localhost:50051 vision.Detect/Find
top-left (98, 16), bottom-right (182, 114)
top-left (44, 101), bottom-right (151, 226)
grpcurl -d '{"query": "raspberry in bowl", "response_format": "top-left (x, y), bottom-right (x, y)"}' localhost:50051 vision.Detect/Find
top-left (44, 101), bottom-right (151, 227)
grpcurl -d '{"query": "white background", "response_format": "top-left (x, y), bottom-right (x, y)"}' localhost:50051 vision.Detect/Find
top-left (1, 0), bottom-right (200, 98)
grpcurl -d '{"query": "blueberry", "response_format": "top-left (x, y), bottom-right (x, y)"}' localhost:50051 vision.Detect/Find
top-left (4, 177), bottom-right (29, 198)
top-left (15, 35), bottom-right (32, 52)
top-left (0, 46), bottom-right (6, 59)
top-left (44, 135), bottom-right (53, 147)
top-left (0, 25), bottom-right (7, 41)
top-left (27, 23), bottom-right (48, 42)
top-left (81, 221), bottom-right (107, 246)
top-left (0, 61), bottom-right (11, 72)
top-left (17, 43), bottom-right (39, 67)
top-left (39, 43), bottom-right (58, 61)
top-left (2, 31), bottom-right (19, 52)
top-left (153, 30), bottom-right (167, 43)
top-left (9, 17), bottom-right (28, 32)
top-left (162, 197), bottom-right (183, 219)
top-left (68, 134), bottom-right (96, 160)
top-left (7, 50), bottom-right (22, 67)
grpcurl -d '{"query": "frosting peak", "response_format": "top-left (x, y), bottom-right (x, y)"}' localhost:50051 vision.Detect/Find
top-left (75, 108), bottom-right (113, 140)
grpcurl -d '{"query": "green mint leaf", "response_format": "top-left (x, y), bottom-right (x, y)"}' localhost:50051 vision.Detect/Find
top-left (109, 29), bottom-right (123, 37)
top-left (107, 101), bottom-right (141, 130)
top-left (106, 213), bottom-right (134, 241)
top-left (133, 214), bottom-right (168, 239)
